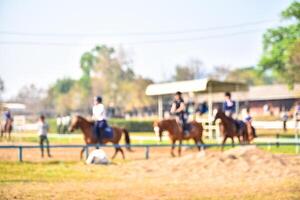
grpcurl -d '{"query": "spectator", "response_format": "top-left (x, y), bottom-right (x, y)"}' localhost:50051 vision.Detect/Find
top-left (197, 101), bottom-right (208, 116)
top-left (56, 115), bottom-right (62, 134)
top-left (37, 115), bottom-right (51, 158)
top-left (62, 115), bottom-right (71, 134)
top-left (281, 108), bottom-right (289, 132)
top-left (294, 101), bottom-right (300, 131)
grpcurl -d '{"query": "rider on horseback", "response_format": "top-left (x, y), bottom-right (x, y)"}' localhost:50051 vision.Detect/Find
top-left (170, 91), bottom-right (189, 136)
top-left (3, 108), bottom-right (13, 131)
top-left (92, 96), bottom-right (108, 144)
top-left (223, 92), bottom-right (236, 118)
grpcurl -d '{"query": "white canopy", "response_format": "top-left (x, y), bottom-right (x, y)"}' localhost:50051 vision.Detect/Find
top-left (145, 78), bottom-right (248, 96)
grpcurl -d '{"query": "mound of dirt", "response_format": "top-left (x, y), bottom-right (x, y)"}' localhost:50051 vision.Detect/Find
top-left (116, 146), bottom-right (300, 183)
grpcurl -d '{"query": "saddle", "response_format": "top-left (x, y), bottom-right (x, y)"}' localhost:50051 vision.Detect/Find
top-left (103, 126), bottom-right (114, 139)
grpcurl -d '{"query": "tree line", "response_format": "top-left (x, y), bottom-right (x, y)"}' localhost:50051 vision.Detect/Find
top-left (1, 2), bottom-right (299, 116)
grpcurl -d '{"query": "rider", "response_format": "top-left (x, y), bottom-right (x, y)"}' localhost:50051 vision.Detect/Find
top-left (3, 108), bottom-right (13, 131)
top-left (243, 107), bottom-right (257, 138)
top-left (92, 96), bottom-right (108, 144)
top-left (170, 91), bottom-right (188, 135)
top-left (223, 92), bottom-right (236, 118)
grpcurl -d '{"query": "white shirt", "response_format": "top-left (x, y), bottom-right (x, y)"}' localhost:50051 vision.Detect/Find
top-left (86, 149), bottom-right (109, 165)
top-left (37, 121), bottom-right (49, 136)
top-left (92, 103), bottom-right (106, 121)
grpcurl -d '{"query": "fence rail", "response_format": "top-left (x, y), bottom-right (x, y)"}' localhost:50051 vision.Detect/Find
top-left (0, 142), bottom-right (300, 162)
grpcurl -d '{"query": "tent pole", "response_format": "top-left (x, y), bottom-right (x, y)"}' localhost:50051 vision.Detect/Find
top-left (158, 96), bottom-right (163, 119)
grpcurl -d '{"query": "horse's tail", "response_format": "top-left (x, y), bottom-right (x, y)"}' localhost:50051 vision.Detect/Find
top-left (123, 128), bottom-right (133, 151)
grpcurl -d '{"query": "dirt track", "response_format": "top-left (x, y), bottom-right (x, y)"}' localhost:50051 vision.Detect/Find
top-left (1, 146), bottom-right (300, 199)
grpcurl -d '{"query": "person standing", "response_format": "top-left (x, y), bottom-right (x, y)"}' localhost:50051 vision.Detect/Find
top-left (56, 115), bottom-right (62, 134)
top-left (222, 92), bottom-right (236, 118)
top-left (92, 96), bottom-right (108, 144)
top-left (281, 108), bottom-right (289, 132)
top-left (37, 115), bottom-right (51, 158)
top-left (294, 101), bottom-right (300, 132)
top-left (170, 91), bottom-right (188, 135)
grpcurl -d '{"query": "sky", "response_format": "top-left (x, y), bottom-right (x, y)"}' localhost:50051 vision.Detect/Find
top-left (0, 0), bottom-right (295, 99)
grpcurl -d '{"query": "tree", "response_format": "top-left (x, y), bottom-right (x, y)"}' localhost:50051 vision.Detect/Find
top-left (209, 65), bottom-right (232, 81)
top-left (172, 59), bottom-right (205, 81)
top-left (0, 77), bottom-right (4, 97)
top-left (259, 2), bottom-right (300, 88)
top-left (13, 84), bottom-right (45, 114)
top-left (226, 67), bottom-right (275, 85)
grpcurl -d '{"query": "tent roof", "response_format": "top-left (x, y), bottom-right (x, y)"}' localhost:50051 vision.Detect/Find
top-left (145, 78), bottom-right (248, 96)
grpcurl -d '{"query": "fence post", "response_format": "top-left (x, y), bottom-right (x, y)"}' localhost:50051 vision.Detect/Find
top-left (145, 146), bottom-right (150, 160)
top-left (18, 146), bottom-right (23, 162)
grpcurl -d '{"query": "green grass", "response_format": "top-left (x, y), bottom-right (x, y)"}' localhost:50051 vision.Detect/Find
top-left (0, 161), bottom-right (119, 184)
top-left (1, 130), bottom-right (300, 155)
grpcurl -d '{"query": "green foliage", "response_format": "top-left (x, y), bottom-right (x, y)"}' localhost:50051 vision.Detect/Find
top-left (108, 118), bottom-right (154, 132)
top-left (225, 67), bottom-right (274, 85)
top-left (47, 117), bottom-right (153, 133)
top-left (0, 77), bottom-right (4, 93)
top-left (172, 59), bottom-right (205, 81)
top-left (52, 78), bottom-right (75, 95)
top-left (259, 2), bottom-right (300, 88)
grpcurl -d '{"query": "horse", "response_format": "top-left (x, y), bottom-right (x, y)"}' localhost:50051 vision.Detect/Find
top-left (0, 119), bottom-right (13, 140)
top-left (153, 118), bottom-right (204, 157)
top-left (213, 109), bottom-right (248, 151)
top-left (68, 115), bottom-right (132, 160)
top-left (245, 121), bottom-right (257, 142)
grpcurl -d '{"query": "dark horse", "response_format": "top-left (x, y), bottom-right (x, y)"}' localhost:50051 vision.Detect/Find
top-left (68, 115), bottom-right (132, 159)
top-left (1, 118), bottom-right (13, 140)
top-left (153, 119), bottom-right (204, 157)
top-left (213, 109), bottom-right (249, 151)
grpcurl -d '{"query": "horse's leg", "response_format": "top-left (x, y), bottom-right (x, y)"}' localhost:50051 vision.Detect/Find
top-left (80, 147), bottom-right (85, 160)
top-left (111, 147), bottom-right (118, 159)
top-left (178, 139), bottom-right (182, 157)
top-left (193, 138), bottom-right (201, 151)
top-left (221, 136), bottom-right (227, 151)
top-left (171, 140), bottom-right (176, 157)
top-left (119, 147), bottom-right (125, 159)
top-left (231, 137), bottom-right (235, 147)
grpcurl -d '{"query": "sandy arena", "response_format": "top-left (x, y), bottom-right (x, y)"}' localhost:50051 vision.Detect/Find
top-left (1, 146), bottom-right (300, 199)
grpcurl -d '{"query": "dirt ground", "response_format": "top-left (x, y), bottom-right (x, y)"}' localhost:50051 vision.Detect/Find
top-left (1, 146), bottom-right (300, 200)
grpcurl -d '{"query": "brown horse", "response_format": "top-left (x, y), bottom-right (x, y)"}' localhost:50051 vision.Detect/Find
top-left (68, 115), bottom-right (132, 159)
top-left (213, 109), bottom-right (248, 150)
top-left (0, 119), bottom-right (13, 140)
top-left (245, 121), bottom-right (256, 142)
top-left (153, 119), bottom-right (204, 157)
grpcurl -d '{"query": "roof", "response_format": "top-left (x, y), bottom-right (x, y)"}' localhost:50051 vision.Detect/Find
top-left (1, 103), bottom-right (26, 110)
top-left (195, 84), bottom-right (300, 102)
top-left (145, 78), bottom-right (248, 96)
top-left (247, 84), bottom-right (300, 101)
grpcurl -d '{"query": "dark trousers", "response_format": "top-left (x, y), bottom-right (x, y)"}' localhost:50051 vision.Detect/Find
top-left (283, 121), bottom-right (287, 132)
top-left (39, 135), bottom-right (51, 157)
top-left (177, 114), bottom-right (188, 133)
top-left (93, 120), bottom-right (108, 144)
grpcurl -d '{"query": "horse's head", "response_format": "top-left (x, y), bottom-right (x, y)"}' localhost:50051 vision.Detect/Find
top-left (153, 120), bottom-right (164, 142)
top-left (68, 115), bottom-right (80, 132)
top-left (213, 108), bottom-right (224, 124)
